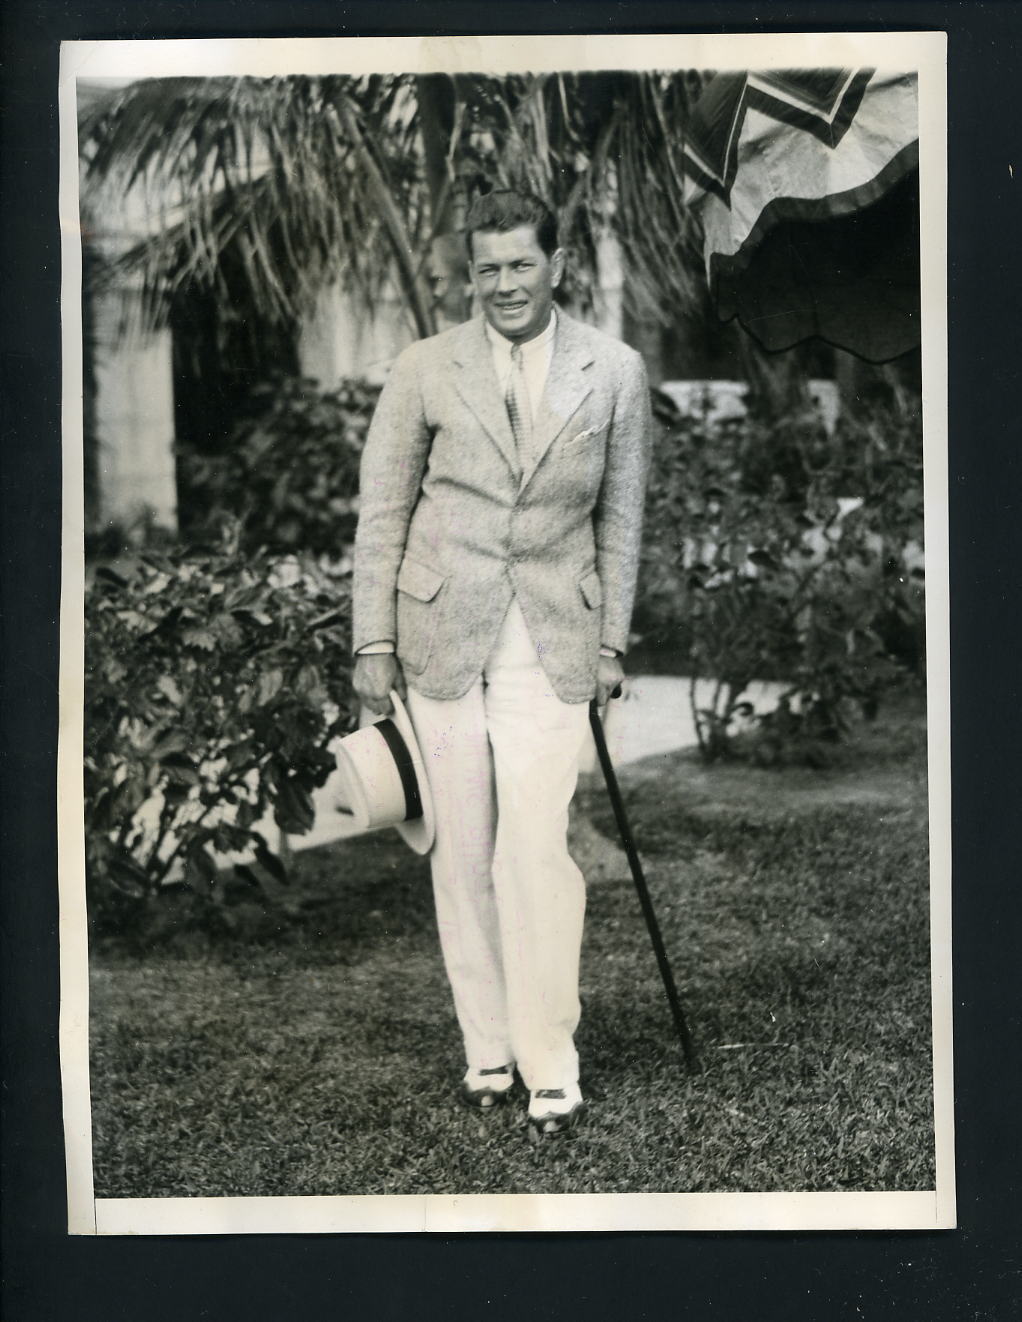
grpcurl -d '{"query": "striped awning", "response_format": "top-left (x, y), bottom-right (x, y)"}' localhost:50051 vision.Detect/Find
top-left (684, 69), bottom-right (920, 362)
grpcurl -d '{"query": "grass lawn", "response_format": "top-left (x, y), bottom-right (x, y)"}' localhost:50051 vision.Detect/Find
top-left (88, 693), bottom-right (934, 1197)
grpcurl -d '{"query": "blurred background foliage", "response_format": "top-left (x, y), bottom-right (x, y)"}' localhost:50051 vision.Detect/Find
top-left (176, 376), bottom-right (379, 555)
top-left (637, 383), bottom-right (924, 764)
top-left (85, 528), bottom-right (352, 928)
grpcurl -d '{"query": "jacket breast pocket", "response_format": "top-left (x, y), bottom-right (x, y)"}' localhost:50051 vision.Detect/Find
top-left (396, 555), bottom-right (446, 674)
top-left (563, 417), bottom-right (611, 449)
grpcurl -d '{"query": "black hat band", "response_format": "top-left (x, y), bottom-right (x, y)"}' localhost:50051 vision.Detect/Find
top-left (373, 718), bottom-right (424, 823)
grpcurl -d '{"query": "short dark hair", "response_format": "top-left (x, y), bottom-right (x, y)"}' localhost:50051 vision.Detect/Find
top-left (464, 188), bottom-right (559, 259)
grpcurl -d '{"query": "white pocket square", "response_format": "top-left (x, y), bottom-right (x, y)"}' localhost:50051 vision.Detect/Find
top-left (566, 420), bottom-right (609, 445)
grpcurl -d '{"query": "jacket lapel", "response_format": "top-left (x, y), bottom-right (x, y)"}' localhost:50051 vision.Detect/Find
top-left (520, 313), bottom-right (595, 493)
top-left (451, 319), bottom-right (521, 479)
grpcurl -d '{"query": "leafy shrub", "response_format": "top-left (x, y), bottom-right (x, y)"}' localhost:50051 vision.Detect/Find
top-left (84, 525), bottom-right (354, 928)
top-left (639, 388), bottom-right (924, 763)
top-left (177, 376), bottom-right (381, 555)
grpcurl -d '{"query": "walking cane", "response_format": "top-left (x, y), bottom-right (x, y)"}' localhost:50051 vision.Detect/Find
top-left (588, 695), bottom-right (698, 1071)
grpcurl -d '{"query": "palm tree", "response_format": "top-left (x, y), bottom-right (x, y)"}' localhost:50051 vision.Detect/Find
top-left (80, 75), bottom-right (436, 338)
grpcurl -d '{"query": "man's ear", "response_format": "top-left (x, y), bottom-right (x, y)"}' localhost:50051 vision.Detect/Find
top-left (551, 247), bottom-right (565, 288)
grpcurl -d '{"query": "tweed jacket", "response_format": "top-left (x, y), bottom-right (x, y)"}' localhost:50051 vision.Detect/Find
top-left (352, 310), bottom-right (652, 704)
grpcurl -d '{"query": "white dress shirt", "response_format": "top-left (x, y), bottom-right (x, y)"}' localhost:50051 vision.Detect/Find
top-left (485, 305), bottom-right (557, 432)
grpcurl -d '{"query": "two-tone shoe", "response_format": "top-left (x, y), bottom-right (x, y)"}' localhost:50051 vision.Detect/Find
top-left (527, 1083), bottom-right (584, 1138)
top-left (461, 1064), bottom-right (516, 1110)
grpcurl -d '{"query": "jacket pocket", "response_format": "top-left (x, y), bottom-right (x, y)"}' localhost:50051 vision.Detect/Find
top-left (396, 556), bottom-right (446, 602)
top-left (564, 417), bottom-right (610, 448)
top-left (396, 556), bottom-right (446, 673)
top-left (579, 569), bottom-right (603, 610)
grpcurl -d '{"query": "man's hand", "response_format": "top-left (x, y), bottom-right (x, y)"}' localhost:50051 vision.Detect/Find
top-left (596, 652), bottom-right (626, 707)
top-left (353, 652), bottom-right (407, 717)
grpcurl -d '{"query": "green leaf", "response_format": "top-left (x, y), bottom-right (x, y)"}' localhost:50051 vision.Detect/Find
top-left (212, 822), bottom-right (251, 853)
top-left (235, 798), bottom-right (257, 830)
top-left (114, 608), bottom-right (148, 630)
top-left (156, 674), bottom-right (184, 706)
top-left (225, 739), bottom-right (256, 770)
top-left (308, 608), bottom-right (347, 631)
top-left (210, 614), bottom-right (244, 648)
top-left (257, 668), bottom-right (285, 706)
top-left (184, 846), bottom-right (217, 891)
top-left (113, 776), bottom-right (147, 818)
top-left (151, 728), bottom-right (189, 759)
top-left (233, 863), bottom-right (265, 893)
top-left (107, 851), bottom-right (150, 898)
top-left (162, 780), bottom-right (193, 805)
top-left (232, 608), bottom-right (273, 627)
top-left (96, 566), bottom-right (130, 587)
top-left (254, 837), bottom-right (288, 884)
top-left (273, 778), bottom-right (315, 834)
top-left (182, 627), bottom-right (217, 651)
top-left (295, 664), bottom-right (322, 699)
top-left (161, 752), bottom-right (200, 786)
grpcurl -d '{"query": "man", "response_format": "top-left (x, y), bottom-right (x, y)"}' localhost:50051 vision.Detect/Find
top-left (352, 189), bottom-right (652, 1137)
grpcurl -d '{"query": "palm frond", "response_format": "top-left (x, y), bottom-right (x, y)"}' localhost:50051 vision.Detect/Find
top-left (79, 69), bottom-right (711, 343)
top-left (447, 70), bottom-right (708, 325)
top-left (80, 74), bottom-right (430, 335)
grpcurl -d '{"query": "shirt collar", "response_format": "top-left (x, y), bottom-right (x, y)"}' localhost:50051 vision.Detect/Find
top-left (485, 305), bottom-right (558, 359)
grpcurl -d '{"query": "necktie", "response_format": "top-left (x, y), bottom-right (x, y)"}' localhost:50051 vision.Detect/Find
top-left (505, 343), bottom-right (532, 465)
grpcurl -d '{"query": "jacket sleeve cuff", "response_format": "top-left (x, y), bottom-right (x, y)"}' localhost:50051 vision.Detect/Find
top-left (356, 640), bottom-right (395, 655)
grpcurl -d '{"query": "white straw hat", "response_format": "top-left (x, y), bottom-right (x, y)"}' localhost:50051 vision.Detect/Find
top-left (332, 691), bottom-right (435, 855)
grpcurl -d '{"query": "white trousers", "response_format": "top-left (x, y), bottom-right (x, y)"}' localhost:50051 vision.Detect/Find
top-left (405, 598), bottom-right (590, 1092)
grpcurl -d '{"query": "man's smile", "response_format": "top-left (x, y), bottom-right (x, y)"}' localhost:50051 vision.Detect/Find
top-left (470, 225), bottom-right (563, 343)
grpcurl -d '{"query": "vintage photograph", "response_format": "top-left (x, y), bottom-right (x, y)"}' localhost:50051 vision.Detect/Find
top-left (60, 34), bottom-right (951, 1233)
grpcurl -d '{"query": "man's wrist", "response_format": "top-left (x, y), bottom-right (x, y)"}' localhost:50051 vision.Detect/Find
top-left (357, 641), bottom-right (395, 655)
top-left (599, 645), bottom-right (621, 659)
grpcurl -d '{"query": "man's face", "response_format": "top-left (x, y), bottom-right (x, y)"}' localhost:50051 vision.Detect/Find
top-left (469, 224), bottom-right (564, 344)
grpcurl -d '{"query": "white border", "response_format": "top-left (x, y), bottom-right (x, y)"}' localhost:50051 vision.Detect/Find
top-left (93, 1191), bottom-right (942, 1236)
top-left (59, 38), bottom-right (96, 1238)
top-left (58, 30), bottom-right (952, 1236)
top-left (915, 41), bottom-right (955, 1233)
